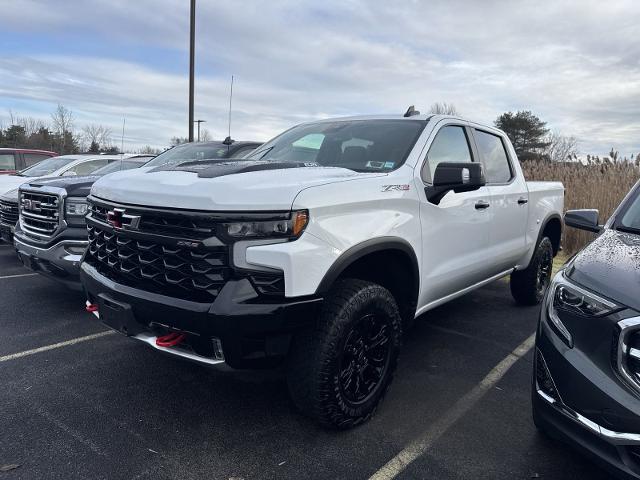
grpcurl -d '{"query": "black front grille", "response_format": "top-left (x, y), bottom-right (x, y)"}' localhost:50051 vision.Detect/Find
top-left (86, 224), bottom-right (230, 302)
top-left (89, 203), bottom-right (217, 240)
top-left (0, 199), bottom-right (19, 227)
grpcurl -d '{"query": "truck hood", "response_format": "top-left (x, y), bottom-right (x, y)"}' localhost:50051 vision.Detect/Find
top-left (23, 175), bottom-right (100, 197)
top-left (0, 175), bottom-right (29, 196)
top-left (567, 229), bottom-right (640, 311)
top-left (91, 162), bottom-right (371, 210)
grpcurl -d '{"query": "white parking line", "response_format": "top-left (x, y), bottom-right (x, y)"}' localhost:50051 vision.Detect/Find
top-left (0, 331), bottom-right (115, 363)
top-left (369, 332), bottom-right (536, 480)
top-left (0, 273), bottom-right (39, 280)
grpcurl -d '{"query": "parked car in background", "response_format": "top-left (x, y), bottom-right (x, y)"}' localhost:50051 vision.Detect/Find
top-left (81, 111), bottom-right (563, 428)
top-left (533, 180), bottom-right (640, 479)
top-left (144, 140), bottom-right (262, 168)
top-left (0, 148), bottom-right (58, 175)
top-left (12, 156), bottom-right (154, 287)
top-left (0, 154), bottom-right (132, 198)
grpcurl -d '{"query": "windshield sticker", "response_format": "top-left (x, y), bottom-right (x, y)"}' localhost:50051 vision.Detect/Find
top-left (365, 161), bottom-right (385, 169)
top-left (384, 161), bottom-right (395, 168)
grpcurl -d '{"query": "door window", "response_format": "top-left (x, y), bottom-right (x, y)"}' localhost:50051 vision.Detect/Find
top-left (0, 153), bottom-right (16, 170)
top-left (422, 126), bottom-right (472, 183)
top-left (63, 159), bottom-right (110, 176)
top-left (473, 130), bottom-right (513, 184)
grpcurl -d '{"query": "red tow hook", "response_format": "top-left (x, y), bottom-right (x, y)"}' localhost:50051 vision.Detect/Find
top-left (85, 303), bottom-right (99, 313)
top-left (156, 332), bottom-right (186, 348)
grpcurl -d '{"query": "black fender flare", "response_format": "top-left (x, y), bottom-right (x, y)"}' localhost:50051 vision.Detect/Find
top-left (538, 213), bottom-right (563, 253)
top-left (315, 237), bottom-right (420, 299)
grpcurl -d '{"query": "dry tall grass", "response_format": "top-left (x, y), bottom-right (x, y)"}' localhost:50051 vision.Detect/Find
top-left (522, 160), bottom-right (640, 255)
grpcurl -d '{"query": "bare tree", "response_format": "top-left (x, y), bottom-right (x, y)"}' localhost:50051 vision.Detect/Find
top-left (545, 131), bottom-right (578, 162)
top-left (51, 104), bottom-right (74, 152)
top-left (199, 128), bottom-right (212, 142)
top-left (81, 124), bottom-right (113, 150)
top-left (428, 102), bottom-right (459, 116)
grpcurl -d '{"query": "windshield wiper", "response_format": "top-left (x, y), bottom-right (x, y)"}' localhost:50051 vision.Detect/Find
top-left (249, 146), bottom-right (274, 160)
top-left (616, 225), bottom-right (640, 235)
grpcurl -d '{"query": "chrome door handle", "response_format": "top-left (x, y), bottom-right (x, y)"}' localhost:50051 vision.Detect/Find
top-left (518, 197), bottom-right (529, 205)
top-left (475, 200), bottom-right (490, 210)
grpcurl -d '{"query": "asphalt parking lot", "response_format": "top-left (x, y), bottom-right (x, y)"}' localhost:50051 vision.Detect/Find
top-left (0, 243), bottom-right (614, 480)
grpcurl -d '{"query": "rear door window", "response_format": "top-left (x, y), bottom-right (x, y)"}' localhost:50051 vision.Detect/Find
top-left (473, 130), bottom-right (513, 184)
top-left (422, 126), bottom-right (473, 184)
top-left (0, 153), bottom-right (16, 170)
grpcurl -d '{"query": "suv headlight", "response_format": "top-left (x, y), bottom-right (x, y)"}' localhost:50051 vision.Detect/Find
top-left (223, 210), bottom-right (308, 240)
top-left (548, 272), bottom-right (619, 347)
top-left (65, 197), bottom-right (88, 226)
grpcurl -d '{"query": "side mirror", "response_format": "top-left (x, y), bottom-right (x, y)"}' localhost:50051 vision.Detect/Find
top-left (425, 162), bottom-right (486, 205)
top-left (564, 209), bottom-right (602, 233)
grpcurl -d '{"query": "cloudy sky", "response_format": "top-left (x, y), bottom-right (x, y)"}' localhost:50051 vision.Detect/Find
top-left (1, 0), bottom-right (639, 155)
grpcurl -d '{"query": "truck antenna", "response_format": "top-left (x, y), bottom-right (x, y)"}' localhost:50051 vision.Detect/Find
top-left (120, 117), bottom-right (126, 168)
top-left (223, 75), bottom-right (235, 148)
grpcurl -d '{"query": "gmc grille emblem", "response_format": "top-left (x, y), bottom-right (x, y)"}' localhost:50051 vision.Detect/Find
top-left (106, 208), bottom-right (141, 230)
top-left (22, 199), bottom-right (41, 212)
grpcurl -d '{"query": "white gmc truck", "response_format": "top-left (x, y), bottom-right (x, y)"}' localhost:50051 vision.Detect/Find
top-left (81, 112), bottom-right (564, 428)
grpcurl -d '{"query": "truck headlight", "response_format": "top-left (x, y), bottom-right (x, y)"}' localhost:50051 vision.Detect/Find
top-left (223, 210), bottom-right (308, 240)
top-left (547, 272), bottom-right (618, 347)
top-left (65, 198), bottom-right (88, 217)
top-left (65, 197), bottom-right (88, 227)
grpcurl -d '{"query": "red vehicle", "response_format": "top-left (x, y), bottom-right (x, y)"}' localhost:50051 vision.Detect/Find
top-left (0, 148), bottom-right (58, 175)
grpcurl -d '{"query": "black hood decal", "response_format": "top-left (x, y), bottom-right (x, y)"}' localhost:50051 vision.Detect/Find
top-left (170, 160), bottom-right (320, 178)
top-left (567, 229), bottom-right (640, 311)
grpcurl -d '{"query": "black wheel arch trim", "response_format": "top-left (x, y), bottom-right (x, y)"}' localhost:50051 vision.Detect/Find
top-left (315, 237), bottom-right (420, 299)
top-left (538, 212), bottom-right (563, 254)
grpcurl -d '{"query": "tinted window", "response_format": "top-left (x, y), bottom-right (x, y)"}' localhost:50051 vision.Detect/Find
top-left (0, 153), bottom-right (16, 170)
top-left (64, 159), bottom-right (110, 176)
top-left (21, 156), bottom-right (76, 177)
top-left (231, 146), bottom-right (259, 158)
top-left (422, 126), bottom-right (472, 183)
top-left (23, 153), bottom-right (51, 167)
top-left (145, 142), bottom-right (235, 167)
top-left (620, 190), bottom-right (640, 230)
top-left (92, 160), bottom-right (147, 175)
top-left (474, 130), bottom-right (512, 183)
top-left (248, 120), bottom-right (426, 172)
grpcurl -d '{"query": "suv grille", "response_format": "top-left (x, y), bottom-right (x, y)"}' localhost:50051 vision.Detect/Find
top-left (617, 318), bottom-right (640, 395)
top-left (0, 199), bottom-right (19, 228)
top-left (20, 190), bottom-right (61, 239)
top-left (86, 224), bottom-right (230, 302)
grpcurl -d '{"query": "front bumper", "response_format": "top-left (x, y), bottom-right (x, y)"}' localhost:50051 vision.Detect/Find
top-left (0, 223), bottom-right (14, 243)
top-left (535, 298), bottom-right (640, 479)
top-left (80, 261), bottom-right (323, 369)
top-left (14, 232), bottom-right (87, 290)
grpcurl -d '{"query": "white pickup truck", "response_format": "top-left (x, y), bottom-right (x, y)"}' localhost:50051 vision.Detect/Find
top-left (81, 111), bottom-right (564, 428)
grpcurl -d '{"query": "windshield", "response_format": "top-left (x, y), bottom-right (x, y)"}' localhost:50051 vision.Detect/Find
top-left (247, 119), bottom-right (427, 172)
top-left (619, 187), bottom-right (640, 232)
top-left (92, 160), bottom-right (147, 175)
top-left (20, 156), bottom-right (76, 177)
top-left (145, 143), bottom-right (235, 168)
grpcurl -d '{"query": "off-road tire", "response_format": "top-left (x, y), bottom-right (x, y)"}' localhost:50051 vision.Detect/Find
top-left (510, 236), bottom-right (554, 306)
top-left (287, 279), bottom-right (402, 429)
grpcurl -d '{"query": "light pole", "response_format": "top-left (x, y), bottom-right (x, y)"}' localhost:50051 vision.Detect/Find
top-left (194, 119), bottom-right (206, 142)
top-left (188, 0), bottom-right (196, 142)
